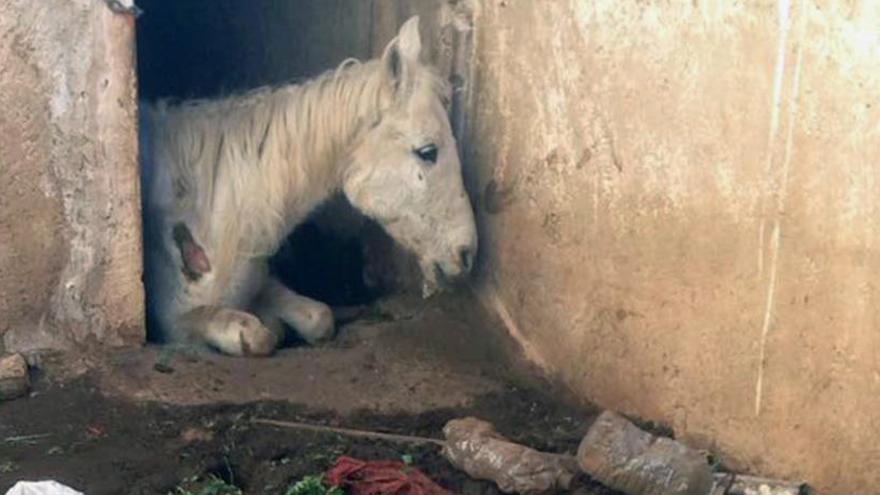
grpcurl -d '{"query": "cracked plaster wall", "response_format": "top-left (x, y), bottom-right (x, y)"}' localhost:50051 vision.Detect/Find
top-left (463, 2), bottom-right (880, 493)
top-left (0, 0), bottom-right (143, 352)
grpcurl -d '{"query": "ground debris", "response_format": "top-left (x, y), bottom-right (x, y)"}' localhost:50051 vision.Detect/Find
top-left (710, 473), bottom-right (808, 495)
top-left (253, 418), bottom-right (445, 446)
top-left (326, 456), bottom-right (451, 495)
top-left (442, 417), bottom-right (577, 494)
top-left (180, 426), bottom-right (215, 444)
top-left (5, 480), bottom-right (84, 495)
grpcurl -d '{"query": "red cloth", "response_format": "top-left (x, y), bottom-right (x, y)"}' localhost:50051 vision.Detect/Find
top-left (326, 456), bottom-right (452, 495)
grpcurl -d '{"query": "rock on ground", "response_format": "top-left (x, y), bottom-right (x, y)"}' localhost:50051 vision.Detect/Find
top-left (0, 353), bottom-right (30, 400)
top-left (577, 411), bottom-right (714, 495)
top-left (443, 417), bottom-right (577, 494)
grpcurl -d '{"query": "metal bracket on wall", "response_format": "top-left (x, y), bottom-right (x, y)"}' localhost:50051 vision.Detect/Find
top-left (102, 0), bottom-right (143, 18)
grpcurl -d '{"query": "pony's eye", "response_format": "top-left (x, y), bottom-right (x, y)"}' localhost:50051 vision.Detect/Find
top-left (414, 144), bottom-right (438, 164)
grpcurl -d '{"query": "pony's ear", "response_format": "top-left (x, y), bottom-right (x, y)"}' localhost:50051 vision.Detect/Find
top-left (381, 16), bottom-right (422, 98)
top-left (396, 16), bottom-right (422, 62)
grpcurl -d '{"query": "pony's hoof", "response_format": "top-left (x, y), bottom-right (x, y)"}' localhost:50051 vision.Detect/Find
top-left (236, 315), bottom-right (277, 357)
top-left (298, 303), bottom-right (335, 344)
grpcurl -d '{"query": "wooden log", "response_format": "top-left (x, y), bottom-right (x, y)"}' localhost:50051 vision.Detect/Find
top-left (577, 411), bottom-right (714, 495)
top-left (442, 417), bottom-right (578, 494)
top-left (252, 418), bottom-right (446, 446)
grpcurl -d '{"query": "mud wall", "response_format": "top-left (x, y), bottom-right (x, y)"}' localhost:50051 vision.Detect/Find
top-left (0, 0), bottom-right (142, 352)
top-left (459, 2), bottom-right (880, 493)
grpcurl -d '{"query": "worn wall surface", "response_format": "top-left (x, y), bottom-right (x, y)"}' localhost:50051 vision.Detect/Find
top-left (462, 1), bottom-right (880, 494)
top-left (0, 0), bottom-right (143, 352)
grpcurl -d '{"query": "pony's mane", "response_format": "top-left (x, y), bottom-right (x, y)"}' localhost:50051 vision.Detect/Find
top-left (146, 53), bottom-right (450, 269)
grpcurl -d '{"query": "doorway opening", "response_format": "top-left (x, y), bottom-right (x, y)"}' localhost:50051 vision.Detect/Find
top-left (135, 0), bottom-right (423, 329)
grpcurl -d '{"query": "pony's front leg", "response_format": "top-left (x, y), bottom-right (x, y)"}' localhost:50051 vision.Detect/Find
top-left (253, 278), bottom-right (335, 344)
top-left (178, 306), bottom-right (280, 356)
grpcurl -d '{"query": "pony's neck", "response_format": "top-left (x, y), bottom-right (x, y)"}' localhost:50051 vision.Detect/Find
top-left (158, 59), bottom-right (391, 260)
top-left (219, 59), bottom-right (390, 255)
top-left (275, 60), bottom-right (388, 207)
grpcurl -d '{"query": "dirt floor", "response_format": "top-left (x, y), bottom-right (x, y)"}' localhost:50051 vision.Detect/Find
top-left (0, 293), bottom-right (621, 494)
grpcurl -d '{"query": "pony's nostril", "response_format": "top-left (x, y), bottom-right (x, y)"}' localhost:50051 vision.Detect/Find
top-left (458, 247), bottom-right (474, 273)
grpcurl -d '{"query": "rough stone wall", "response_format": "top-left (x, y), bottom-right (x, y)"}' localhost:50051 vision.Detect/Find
top-left (0, 0), bottom-right (143, 352)
top-left (462, 1), bottom-right (880, 493)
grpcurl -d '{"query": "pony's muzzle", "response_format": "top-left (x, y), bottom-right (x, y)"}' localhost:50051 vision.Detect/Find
top-left (433, 262), bottom-right (461, 290)
top-left (458, 245), bottom-right (474, 274)
top-left (433, 245), bottom-right (475, 286)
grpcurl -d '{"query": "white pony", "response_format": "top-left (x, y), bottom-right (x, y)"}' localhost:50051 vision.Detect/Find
top-left (140, 17), bottom-right (477, 356)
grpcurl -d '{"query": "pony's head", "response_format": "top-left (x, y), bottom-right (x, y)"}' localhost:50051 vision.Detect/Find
top-left (343, 16), bottom-right (478, 296)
